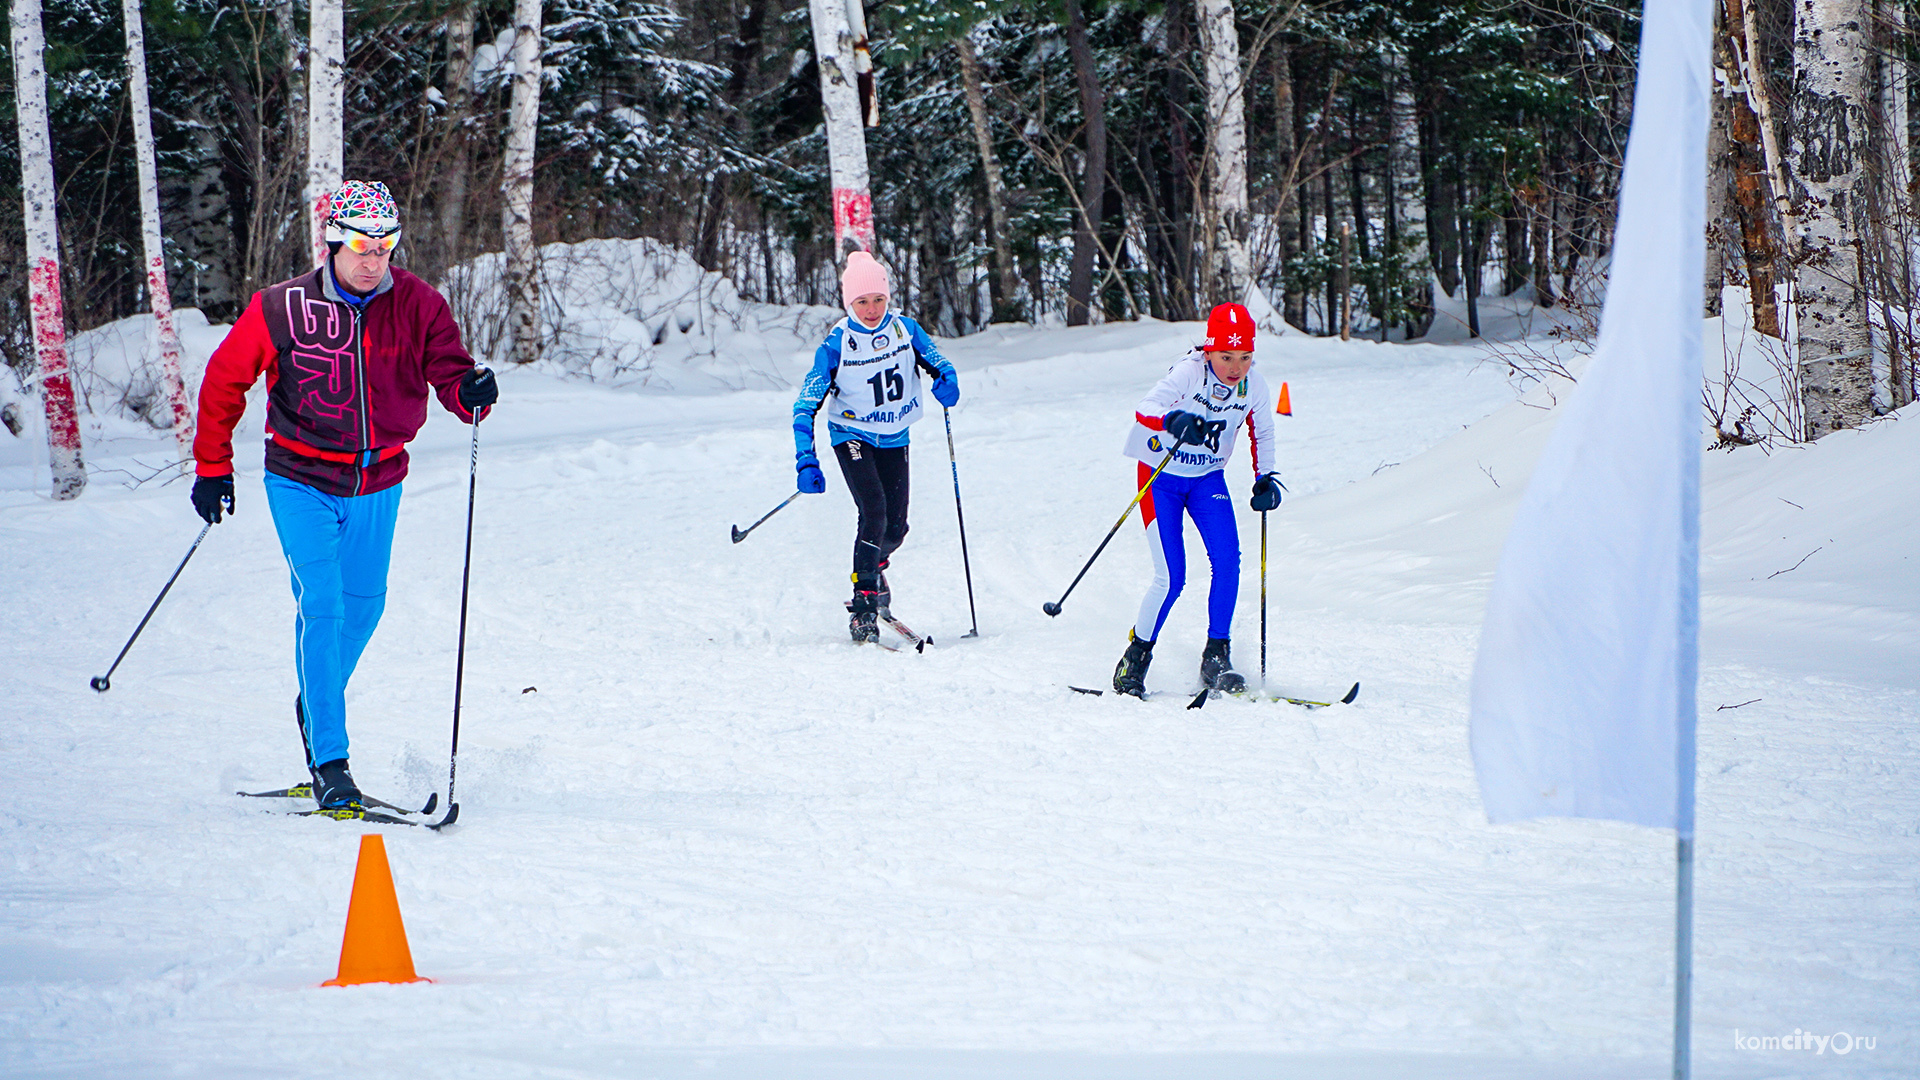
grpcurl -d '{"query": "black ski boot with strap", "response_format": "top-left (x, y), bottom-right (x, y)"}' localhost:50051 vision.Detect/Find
top-left (848, 572), bottom-right (882, 643)
top-left (1200, 637), bottom-right (1246, 693)
top-left (1112, 631), bottom-right (1155, 698)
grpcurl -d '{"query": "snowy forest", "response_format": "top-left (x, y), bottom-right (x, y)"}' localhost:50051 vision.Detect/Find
top-left (3, 0), bottom-right (1918, 455)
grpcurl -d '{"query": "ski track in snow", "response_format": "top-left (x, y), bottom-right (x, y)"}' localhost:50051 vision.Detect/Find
top-left (1, 321), bottom-right (1915, 1079)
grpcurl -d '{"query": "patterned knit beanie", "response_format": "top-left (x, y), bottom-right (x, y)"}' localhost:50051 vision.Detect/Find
top-left (324, 180), bottom-right (400, 243)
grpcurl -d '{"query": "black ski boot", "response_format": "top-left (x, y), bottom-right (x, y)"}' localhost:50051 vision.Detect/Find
top-left (1112, 631), bottom-right (1155, 697)
top-left (1200, 637), bottom-right (1246, 693)
top-left (875, 560), bottom-right (893, 618)
top-left (310, 758), bottom-right (362, 809)
top-left (849, 572), bottom-right (881, 644)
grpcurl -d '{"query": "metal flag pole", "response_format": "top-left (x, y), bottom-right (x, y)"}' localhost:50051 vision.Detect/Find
top-left (1674, 832), bottom-right (1693, 1080)
top-left (1674, 695), bottom-right (1698, 1080)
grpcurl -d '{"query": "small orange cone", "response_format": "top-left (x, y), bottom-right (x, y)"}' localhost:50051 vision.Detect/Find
top-left (322, 834), bottom-right (429, 986)
top-left (1275, 381), bottom-right (1293, 416)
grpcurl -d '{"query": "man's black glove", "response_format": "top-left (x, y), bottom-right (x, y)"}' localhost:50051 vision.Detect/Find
top-left (459, 366), bottom-right (498, 410)
top-left (1250, 472), bottom-right (1284, 512)
top-left (1163, 410), bottom-right (1206, 446)
top-left (192, 474), bottom-right (235, 523)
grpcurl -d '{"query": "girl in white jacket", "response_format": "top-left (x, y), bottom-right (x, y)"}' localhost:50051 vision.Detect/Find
top-left (1112, 302), bottom-right (1282, 696)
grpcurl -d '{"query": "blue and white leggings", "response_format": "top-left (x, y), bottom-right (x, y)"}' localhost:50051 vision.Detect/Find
top-left (1133, 466), bottom-right (1239, 643)
top-left (263, 472), bottom-right (401, 769)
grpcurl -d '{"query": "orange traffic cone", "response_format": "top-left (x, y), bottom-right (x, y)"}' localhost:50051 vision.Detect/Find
top-left (322, 834), bottom-right (429, 986)
top-left (1275, 381), bottom-right (1293, 416)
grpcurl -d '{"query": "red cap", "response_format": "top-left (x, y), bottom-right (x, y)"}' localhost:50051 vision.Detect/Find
top-left (1203, 302), bottom-right (1254, 352)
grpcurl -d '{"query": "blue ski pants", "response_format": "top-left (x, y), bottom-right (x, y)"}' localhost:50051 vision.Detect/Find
top-left (1133, 466), bottom-right (1240, 643)
top-left (263, 472), bottom-right (402, 769)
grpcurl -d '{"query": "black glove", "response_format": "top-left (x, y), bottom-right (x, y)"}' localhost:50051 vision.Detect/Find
top-left (192, 474), bottom-right (235, 523)
top-left (1163, 410), bottom-right (1206, 446)
top-left (1250, 472), bottom-right (1284, 512)
top-left (459, 366), bottom-right (498, 410)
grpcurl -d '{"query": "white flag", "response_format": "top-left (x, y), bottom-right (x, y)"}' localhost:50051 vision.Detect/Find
top-left (1469, 0), bottom-right (1707, 833)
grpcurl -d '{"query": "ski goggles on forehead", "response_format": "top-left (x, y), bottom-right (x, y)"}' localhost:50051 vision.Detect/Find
top-left (338, 225), bottom-right (401, 255)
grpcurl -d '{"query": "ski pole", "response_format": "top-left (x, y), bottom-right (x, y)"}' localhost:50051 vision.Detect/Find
top-left (941, 406), bottom-right (980, 637)
top-left (1260, 509), bottom-right (1267, 685)
top-left (431, 416), bottom-right (482, 830)
top-left (1042, 437), bottom-right (1186, 617)
top-left (731, 491), bottom-right (802, 544)
top-left (90, 522), bottom-right (212, 692)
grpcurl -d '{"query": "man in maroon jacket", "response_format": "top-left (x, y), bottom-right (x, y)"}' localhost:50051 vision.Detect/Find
top-left (190, 179), bottom-right (498, 810)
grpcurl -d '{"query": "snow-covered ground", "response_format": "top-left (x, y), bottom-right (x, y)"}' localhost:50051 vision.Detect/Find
top-left (1, 300), bottom-right (1914, 1079)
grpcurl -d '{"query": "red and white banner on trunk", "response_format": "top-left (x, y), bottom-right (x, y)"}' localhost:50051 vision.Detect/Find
top-left (27, 258), bottom-right (86, 499)
top-left (833, 188), bottom-right (875, 256)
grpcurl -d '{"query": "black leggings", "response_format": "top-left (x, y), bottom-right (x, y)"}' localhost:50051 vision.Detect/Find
top-left (833, 440), bottom-right (910, 579)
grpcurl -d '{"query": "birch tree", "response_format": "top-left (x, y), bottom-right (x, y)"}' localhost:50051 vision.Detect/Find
top-left (1196, 0), bottom-right (1250, 307)
top-left (124, 0), bottom-right (192, 466)
top-left (1721, 0), bottom-right (1785, 337)
top-left (503, 0), bottom-right (543, 364)
top-left (10, 0), bottom-right (85, 499)
top-left (1197, 0), bottom-right (1289, 331)
top-left (307, 0), bottom-right (343, 267)
top-left (1705, 48), bottom-right (1729, 318)
top-left (809, 0), bottom-right (876, 255)
top-left (1789, 0), bottom-right (1874, 438)
top-left (1861, 0), bottom-right (1915, 412)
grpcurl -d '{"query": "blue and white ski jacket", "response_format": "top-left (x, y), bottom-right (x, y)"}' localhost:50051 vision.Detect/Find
top-left (793, 312), bottom-right (956, 466)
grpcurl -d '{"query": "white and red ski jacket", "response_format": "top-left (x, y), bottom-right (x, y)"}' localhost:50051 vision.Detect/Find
top-left (1122, 349), bottom-right (1277, 478)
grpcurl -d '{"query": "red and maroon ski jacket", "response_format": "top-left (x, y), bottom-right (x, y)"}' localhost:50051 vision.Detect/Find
top-left (194, 264), bottom-right (485, 498)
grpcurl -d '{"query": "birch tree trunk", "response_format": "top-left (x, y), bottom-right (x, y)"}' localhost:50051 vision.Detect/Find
top-left (439, 2), bottom-right (476, 265)
top-left (1723, 0), bottom-right (1783, 337)
top-left (502, 0), bottom-right (543, 364)
top-left (1196, 0), bottom-right (1282, 331)
top-left (124, 0), bottom-right (192, 466)
top-left (842, 0), bottom-right (878, 128)
top-left (10, 0), bottom-right (85, 499)
top-left (807, 0), bottom-right (874, 256)
top-left (956, 33), bottom-right (1018, 320)
top-left (306, 0), bottom-right (343, 267)
top-left (1866, 0), bottom-right (1914, 410)
top-left (1705, 47), bottom-right (1730, 318)
top-left (1061, 0), bottom-right (1105, 325)
top-left (1790, 0), bottom-right (1875, 438)
top-left (1387, 48), bottom-right (1432, 338)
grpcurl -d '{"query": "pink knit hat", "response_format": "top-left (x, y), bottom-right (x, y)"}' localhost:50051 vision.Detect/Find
top-left (841, 251), bottom-right (890, 309)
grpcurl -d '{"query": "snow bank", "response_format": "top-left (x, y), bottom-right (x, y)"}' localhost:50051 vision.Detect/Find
top-left (2, 310), bottom-right (1916, 1077)
top-left (442, 236), bottom-right (844, 392)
